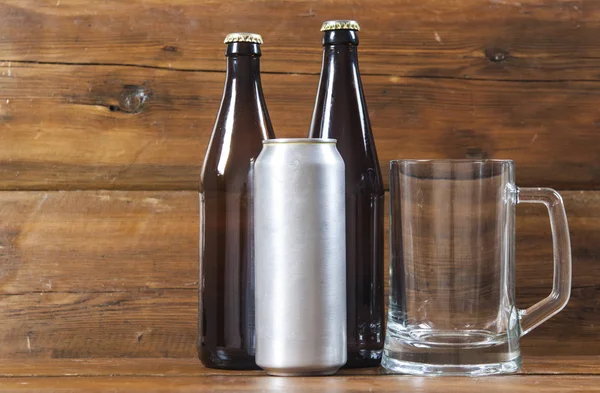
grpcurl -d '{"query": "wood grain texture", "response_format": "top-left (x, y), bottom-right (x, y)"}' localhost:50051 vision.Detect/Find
top-left (0, 191), bottom-right (198, 292)
top-left (0, 290), bottom-right (196, 359)
top-left (2, 0), bottom-right (600, 81)
top-left (1, 63), bottom-right (599, 190)
top-left (516, 191), bottom-right (599, 357)
top-left (0, 375), bottom-right (599, 392)
top-left (0, 191), bottom-right (199, 358)
top-left (1, 287), bottom-right (594, 359)
top-left (0, 358), bottom-right (599, 393)
top-left (0, 190), bottom-right (597, 358)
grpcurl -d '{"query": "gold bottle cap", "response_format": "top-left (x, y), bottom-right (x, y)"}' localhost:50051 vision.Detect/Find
top-left (224, 32), bottom-right (263, 44)
top-left (320, 20), bottom-right (360, 32)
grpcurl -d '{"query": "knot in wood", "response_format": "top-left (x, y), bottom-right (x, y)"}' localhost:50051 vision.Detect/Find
top-left (484, 47), bottom-right (509, 63)
top-left (119, 85), bottom-right (150, 114)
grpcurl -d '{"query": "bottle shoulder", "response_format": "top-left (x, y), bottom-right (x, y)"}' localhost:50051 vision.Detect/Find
top-left (201, 129), bottom-right (265, 190)
top-left (309, 71), bottom-right (375, 147)
top-left (202, 140), bottom-right (260, 174)
top-left (310, 67), bottom-right (382, 188)
top-left (200, 161), bottom-right (252, 192)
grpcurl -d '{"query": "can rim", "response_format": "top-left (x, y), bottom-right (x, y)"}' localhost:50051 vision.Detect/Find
top-left (263, 138), bottom-right (337, 144)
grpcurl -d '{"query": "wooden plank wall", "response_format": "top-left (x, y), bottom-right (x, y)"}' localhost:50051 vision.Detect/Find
top-left (0, 0), bottom-right (598, 359)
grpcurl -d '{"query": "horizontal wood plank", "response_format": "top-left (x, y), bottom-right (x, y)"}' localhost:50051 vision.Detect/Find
top-left (0, 190), bottom-right (597, 358)
top-left (2, 0), bottom-right (600, 81)
top-left (0, 290), bottom-right (197, 359)
top-left (0, 375), bottom-right (599, 392)
top-left (1, 63), bottom-right (599, 190)
top-left (0, 288), bottom-right (595, 358)
top-left (1, 191), bottom-right (596, 292)
top-left (0, 191), bottom-right (198, 293)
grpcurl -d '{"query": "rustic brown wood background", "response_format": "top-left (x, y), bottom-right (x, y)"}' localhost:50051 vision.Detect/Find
top-left (0, 0), bottom-right (598, 361)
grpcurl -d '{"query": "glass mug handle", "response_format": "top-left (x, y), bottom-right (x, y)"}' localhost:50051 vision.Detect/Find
top-left (517, 187), bottom-right (572, 336)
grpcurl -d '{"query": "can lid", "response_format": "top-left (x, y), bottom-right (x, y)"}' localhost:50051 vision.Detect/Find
top-left (320, 20), bottom-right (360, 32)
top-left (224, 32), bottom-right (263, 44)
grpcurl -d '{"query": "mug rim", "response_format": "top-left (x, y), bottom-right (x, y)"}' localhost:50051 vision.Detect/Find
top-left (391, 159), bottom-right (514, 165)
top-left (391, 159), bottom-right (515, 180)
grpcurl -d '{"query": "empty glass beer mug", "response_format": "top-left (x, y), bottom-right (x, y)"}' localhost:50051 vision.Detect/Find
top-left (382, 160), bottom-right (571, 376)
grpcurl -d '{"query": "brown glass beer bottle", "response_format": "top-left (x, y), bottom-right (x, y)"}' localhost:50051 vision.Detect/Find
top-left (308, 20), bottom-right (385, 368)
top-left (199, 32), bottom-right (275, 369)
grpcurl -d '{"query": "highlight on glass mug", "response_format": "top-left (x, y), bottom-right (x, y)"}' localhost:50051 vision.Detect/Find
top-left (382, 159), bottom-right (572, 376)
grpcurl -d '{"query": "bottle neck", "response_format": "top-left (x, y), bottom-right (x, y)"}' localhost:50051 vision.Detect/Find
top-left (319, 30), bottom-right (361, 88)
top-left (321, 29), bottom-right (360, 70)
top-left (309, 30), bottom-right (369, 141)
top-left (215, 43), bottom-right (274, 141)
top-left (225, 55), bottom-right (262, 90)
top-left (223, 42), bottom-right (263, 94)
top-left (309, 29), bottom-right (382, 187)
top-left (322, 44), bottom-right (359, 75)
top-left (322, 30), bottom-right (359, 46)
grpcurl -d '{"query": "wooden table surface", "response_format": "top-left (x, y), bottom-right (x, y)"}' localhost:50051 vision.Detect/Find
top-left (0, 357), bottom-right (596, 392)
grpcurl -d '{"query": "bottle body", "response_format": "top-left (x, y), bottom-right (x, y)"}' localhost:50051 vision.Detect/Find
top-left (199, 37), bottom-right (275, 369)
top-left (254, 139), bottom-right (347, 376)
top-left (308, 27), bottom-right (385, 367)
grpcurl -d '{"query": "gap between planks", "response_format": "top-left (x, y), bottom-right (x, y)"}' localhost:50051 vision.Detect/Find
top-left (6, 59), bottom-right (600, 84)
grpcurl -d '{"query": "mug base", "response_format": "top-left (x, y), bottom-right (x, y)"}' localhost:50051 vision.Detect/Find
top-left (381, 325), bottom-right (522, 376)
top-left (381, 356), bottom-right (521, 376)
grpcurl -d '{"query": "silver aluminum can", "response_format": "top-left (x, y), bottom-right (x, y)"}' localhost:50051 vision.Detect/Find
top-left (254, 138), bottom-right (347, 376)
